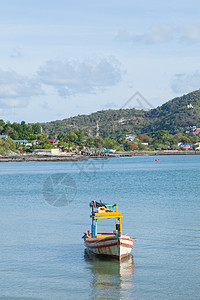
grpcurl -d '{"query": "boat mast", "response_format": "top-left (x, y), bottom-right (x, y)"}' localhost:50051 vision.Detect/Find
top-left (91, 217), bottom-right (97, 238)
top-left (90, 201), bottom-right (97, 238)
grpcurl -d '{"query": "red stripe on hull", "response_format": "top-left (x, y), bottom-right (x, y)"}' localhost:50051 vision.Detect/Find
top-left (121, 237), bottom-right (134, 242)
top-left (120, 242), bottom-right (134, 248)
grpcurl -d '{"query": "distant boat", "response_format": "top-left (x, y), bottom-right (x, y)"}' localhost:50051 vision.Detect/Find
top-left (155, 159), bottom-right (160, 161)
top-left (82, 201), bottom-right (135, 260)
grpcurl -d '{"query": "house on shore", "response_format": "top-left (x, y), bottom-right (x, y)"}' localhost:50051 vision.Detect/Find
top-left (13, 140), bottom-right (32, 146)
top-left (179, 143), bottom-right (194, 150)
top-left (33, 149), bottom-right (60, 155)
top-left (48, 139), bottom-right (59, 146)
top-left (125, 134), bottom-right (135, 142)
top-left (195, 143), bottom-right (200, 150)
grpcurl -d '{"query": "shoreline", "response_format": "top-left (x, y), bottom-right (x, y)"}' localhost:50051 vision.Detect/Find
top-left (0, 150), bottom-right (200, 162)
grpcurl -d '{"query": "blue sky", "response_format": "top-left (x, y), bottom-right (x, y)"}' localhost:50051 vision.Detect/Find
top-left (1, 0), bottom-right (200, 123)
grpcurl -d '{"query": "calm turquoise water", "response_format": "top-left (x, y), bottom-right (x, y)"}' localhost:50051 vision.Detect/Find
top-left (0, 155), bottom-right (199, 299)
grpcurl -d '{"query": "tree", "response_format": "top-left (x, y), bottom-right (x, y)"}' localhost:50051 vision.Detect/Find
top-left (138, 134), bottom-right (153, 144)
top-left (58, 134), bottom-right (68, 142)
top-left (0, 119), bottom-right (5, 127)
top-left (124, 142), bottom-right (133, 151)
top-left (0, 126), bottom-right (4, 134)
top-left (48, 133), bottom-right (54, 139)
top-left (36, 141), bottom-right (56, 149)
top-left (103, 137), bottom-right (118, 149)
top-left (59, 141), bottom-right (69, 151)
top-left (21, 121), bottom-right (26, 126)
top-left (86, 137), bottom-right (95, 147)
top-left (67, 131), bottom-right (78, 143)
top-left (117, 134), bottom-right (126, 144)
top-left (32, 124), bottom-right (41, 134)
top-left (138, 143), bottom-right (148, 150)
top-left (93, 136), bottom-right (104, 148)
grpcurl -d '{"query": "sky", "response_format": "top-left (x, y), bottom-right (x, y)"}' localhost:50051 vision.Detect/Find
top-left (1, 0), bottom-right (200, 123)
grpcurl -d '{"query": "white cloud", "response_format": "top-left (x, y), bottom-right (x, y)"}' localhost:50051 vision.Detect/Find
top-left (181, 24), bottom-right (200, 42)
top-left (37, 58), bottom-right (122, 97)
top-left (115, 26), bottom-right (173, 44)
top-left (10, 47), bottom-right (22, 58)
top-left (0, 69), bottom-right (43, 108)
top-left (115, 23), bottom-right (200, 45)
top-left (171, 71), bottom-right (200, 93)
top-left (0, 57), bottom-right (123, 110)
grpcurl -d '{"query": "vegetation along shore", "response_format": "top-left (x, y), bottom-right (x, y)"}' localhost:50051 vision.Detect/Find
top-left (1, 90), bottom-right (200, 160)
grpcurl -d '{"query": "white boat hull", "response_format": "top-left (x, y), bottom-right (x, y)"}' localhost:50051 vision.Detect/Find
top-left (84, 235), bottom-right (134, 259)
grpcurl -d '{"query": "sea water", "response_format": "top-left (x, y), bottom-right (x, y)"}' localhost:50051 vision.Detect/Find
top-left (0, 155), bottom-right (199, 299)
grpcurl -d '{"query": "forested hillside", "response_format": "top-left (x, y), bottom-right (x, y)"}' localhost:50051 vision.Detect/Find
top-left (146, 90), bottom-right (200, 133)
top-left (39, 108), bottom-right (148, 137)
top-left (40, 90), bottom-right (200, 136)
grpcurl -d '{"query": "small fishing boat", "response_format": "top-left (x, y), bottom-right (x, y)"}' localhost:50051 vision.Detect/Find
top-left (82, 201), bottom-right (135, 260)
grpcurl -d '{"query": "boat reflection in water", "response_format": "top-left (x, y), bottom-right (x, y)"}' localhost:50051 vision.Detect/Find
top-left (84, 249), bottom-right (134, 299)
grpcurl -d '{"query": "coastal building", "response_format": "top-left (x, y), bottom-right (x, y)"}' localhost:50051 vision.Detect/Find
top-left (180, 143), bottom-right (194, 150)
top-left (195, 143), bottom-right (200, 150)
top-left (186, 126), bottom-right (200, 135)
top-left (48, 139), bottom-right (59, 146)
top-left (196, 128), bottom-right (200, 135)
top-left (33, 149), bottom-right (60, 155)
top-left (187, 103), bottom-right (193, 109)
top-left (125, 134), bottom-right (135, 142)
top-left (13, 140), bottom-right (32, 146)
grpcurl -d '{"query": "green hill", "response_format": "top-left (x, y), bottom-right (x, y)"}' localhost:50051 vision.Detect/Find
top-left (146, 90), bottom-right (200, 133)
top-left (40, 89), bottom-right (200, 136)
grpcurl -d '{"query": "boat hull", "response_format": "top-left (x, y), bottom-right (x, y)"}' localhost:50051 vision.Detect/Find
top-left (84, 235), bottom-right (134, 259)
